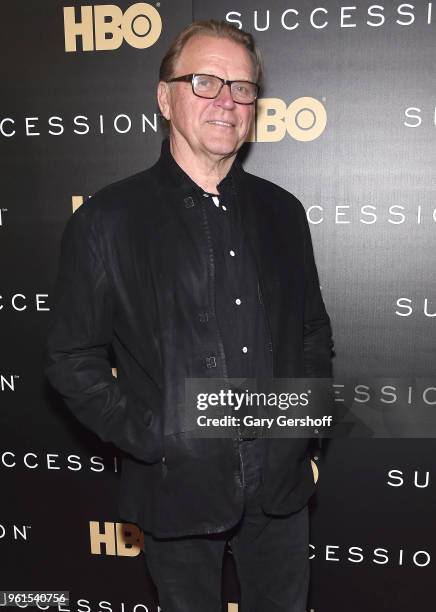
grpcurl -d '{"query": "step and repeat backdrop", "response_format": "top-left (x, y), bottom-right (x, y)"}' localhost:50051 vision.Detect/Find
top-left (1, 1), bottom-right (435, 611)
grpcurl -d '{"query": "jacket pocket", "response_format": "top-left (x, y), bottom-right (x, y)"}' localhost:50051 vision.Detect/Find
top-left (163, 431), bottom-right (203, 471)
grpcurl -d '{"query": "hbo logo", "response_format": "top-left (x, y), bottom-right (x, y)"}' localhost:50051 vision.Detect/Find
top-left (63, 3), bottom-right (162, 52)
top-left (248, 97), bottom-right (327, 142)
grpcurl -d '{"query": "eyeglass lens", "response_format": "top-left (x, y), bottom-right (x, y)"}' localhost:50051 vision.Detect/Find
top-left (193, 75), bottom-right (257, 103)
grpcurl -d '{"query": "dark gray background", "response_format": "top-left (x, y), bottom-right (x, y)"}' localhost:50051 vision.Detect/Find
top-left (1, 1), bottom-right (434, 611)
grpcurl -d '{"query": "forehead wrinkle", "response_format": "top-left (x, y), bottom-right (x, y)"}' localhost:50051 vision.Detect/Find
top-left (175, 38), bottom-right (254, 81)
top-left (194, 59), bottom-right (253, 81)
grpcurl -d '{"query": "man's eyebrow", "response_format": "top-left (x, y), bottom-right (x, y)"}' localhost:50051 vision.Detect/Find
top-left (194, 71), bottom-right (255, 80)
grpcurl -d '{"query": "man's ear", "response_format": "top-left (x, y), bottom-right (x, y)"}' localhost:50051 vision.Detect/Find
top-left (157, 81), bottom-right (171, 120)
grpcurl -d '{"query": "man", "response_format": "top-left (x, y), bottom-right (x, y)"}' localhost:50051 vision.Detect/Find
top-left (45, 20), bottom-right (333, 612)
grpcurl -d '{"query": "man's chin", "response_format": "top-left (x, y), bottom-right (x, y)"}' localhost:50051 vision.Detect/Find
top-left (203, 138), bottom-right (242, 159)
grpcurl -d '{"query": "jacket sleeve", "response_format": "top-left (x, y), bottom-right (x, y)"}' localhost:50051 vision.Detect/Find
top-left (44, 203), bottom-right (163, 463)
top-left (299, 205), bottom-right (335, 378)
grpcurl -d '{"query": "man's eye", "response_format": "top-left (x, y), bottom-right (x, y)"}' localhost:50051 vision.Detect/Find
top-left (197, 78), bottom-right (213, 88)
top-left (234, 84), bottom-right (249, 95)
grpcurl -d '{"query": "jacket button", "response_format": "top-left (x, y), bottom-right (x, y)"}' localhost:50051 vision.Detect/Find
top-left (183, 196), bottom-right (195, 208)
top-left (198, 312), bottom-right (209, 323)
top-left (205, 356), bottom-right (216, 368)
top-left (162, 456), bottom-right (166, 464)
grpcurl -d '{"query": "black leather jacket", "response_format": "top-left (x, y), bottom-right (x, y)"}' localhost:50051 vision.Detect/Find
top-left (45, 140), bottom-right (334, 537)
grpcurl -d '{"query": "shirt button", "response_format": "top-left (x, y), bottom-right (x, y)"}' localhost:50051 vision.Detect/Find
top-left (242, 346), bottom-right (248, 354)
top-left (235, 298), bottom-right (241, 305)
top-left (229, 249), bottom-right (235, 257)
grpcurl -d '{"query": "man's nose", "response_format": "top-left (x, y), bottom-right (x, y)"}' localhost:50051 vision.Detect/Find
top-left (214, 83), bottom-right (236, 109)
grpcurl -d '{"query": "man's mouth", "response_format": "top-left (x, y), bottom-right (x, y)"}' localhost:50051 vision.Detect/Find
top-left (207, 120), bottom-right (235, 128)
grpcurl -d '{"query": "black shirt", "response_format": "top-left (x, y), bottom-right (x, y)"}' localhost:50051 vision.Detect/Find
top-left (203, 172), bottom-right (273, 382)
top-left (164, 142), bottom-right (273, 385)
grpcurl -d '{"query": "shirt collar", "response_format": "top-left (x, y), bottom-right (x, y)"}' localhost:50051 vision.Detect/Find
top-left (157, 137), bottom-right (241, 197)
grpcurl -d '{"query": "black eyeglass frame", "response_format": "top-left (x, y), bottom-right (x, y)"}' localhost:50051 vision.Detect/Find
top-left (166, 73), bottom-right (260, 105)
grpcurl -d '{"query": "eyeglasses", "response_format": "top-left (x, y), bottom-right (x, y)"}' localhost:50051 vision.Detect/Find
top-left (166, 73), bottom-right (259, 105)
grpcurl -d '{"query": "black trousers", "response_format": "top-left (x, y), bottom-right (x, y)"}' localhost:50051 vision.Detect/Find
top-left (143, 439), bottom-right (310, 612)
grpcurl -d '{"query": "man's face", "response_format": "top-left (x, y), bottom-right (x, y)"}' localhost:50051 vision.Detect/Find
top-left (158, 35), bottom-right (256, 162)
